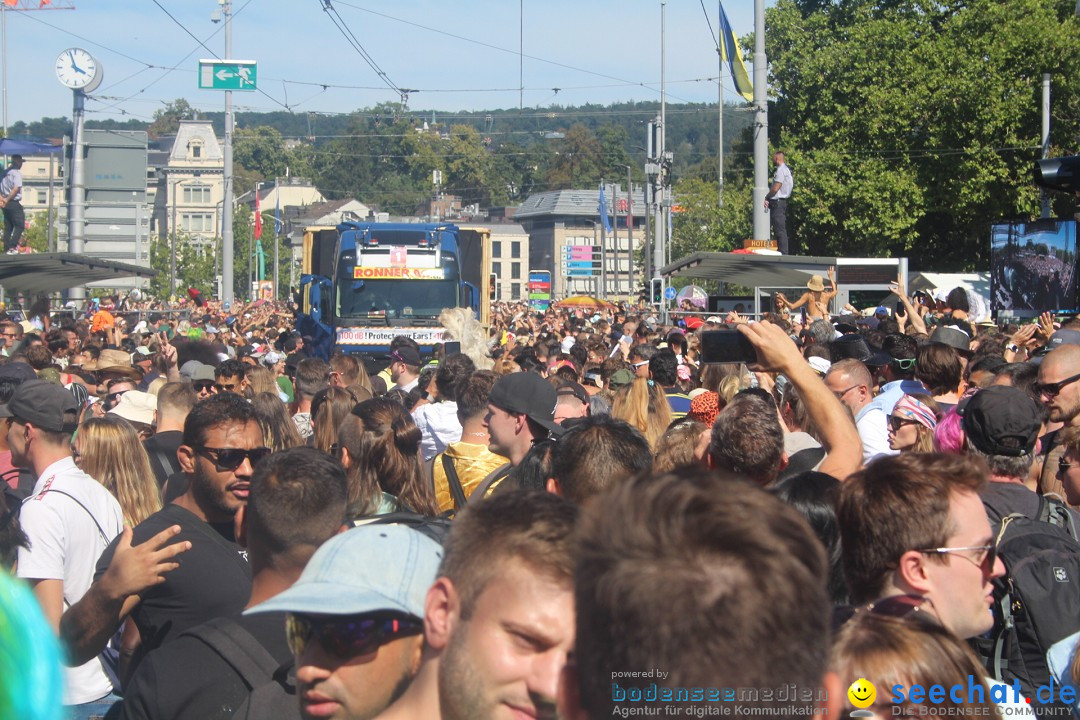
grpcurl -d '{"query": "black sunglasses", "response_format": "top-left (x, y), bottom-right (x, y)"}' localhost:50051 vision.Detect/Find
top-left (194, 381), bottom-right (214, 392)
top-left (888, 416), bottom-right (920, 432)
top-left (1035, 372), bottom-right (1080, 398)
top-left (286, 613), bottom-right (422, 660)
top-left (196, 446), bottom-right (271, 471)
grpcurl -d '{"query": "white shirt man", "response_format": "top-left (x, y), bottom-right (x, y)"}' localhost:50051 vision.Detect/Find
top-left (7, 380), bottom-right (123, 706)
top-left (825, 359), bottom-right (895, 463)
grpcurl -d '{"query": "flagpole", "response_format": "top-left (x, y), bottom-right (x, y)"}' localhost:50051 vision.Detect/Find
top-left (717, 1), bottom-right (723, 209)
top-left (273, 177), bottom-right (279, 302)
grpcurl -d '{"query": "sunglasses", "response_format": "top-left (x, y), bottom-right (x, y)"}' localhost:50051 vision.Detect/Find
top-left (917, 544), bottom-right (997, 573)
top-left (215, 383), bottom-right (239, 393)
top-left (286, 613), bottom-right (422, 660)
top-left (196, 446), bottom-right (271, 471)
top-left (833, 593), bottom-right (935, 629)
top-left (888, 416), bottom-right (919, 432)
top-left (194, 381), bottom-right (215, 392)
top-left (104, 389), bottom-right (129, 407)
top-left (1060, 457), bottom-right (1075, 473)
top-left (892, 358), bottom-right (917, 371)
top-left (1035, 372), bottom-right (1080, 398)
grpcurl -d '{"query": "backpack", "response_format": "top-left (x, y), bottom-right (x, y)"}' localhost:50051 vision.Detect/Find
top-left (181, 617), bottom-right (298, 720)
top-left (352, 510), bottom-right (453, 546)
top-left (978, 495), bottom-right (1080, 715)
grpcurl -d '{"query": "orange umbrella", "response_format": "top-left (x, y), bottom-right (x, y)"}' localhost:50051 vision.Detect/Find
top-left (554, 295), bottom-right (618, 310)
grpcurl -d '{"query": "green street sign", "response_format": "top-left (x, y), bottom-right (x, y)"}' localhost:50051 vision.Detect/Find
top-left (198, 59), bottom-right (257, 91)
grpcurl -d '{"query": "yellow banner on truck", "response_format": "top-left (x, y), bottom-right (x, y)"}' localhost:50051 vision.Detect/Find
top-left (353, 267), bottom-right (446, 280)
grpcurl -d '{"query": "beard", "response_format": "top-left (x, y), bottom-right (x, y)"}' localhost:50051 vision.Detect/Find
top-left (438, 621), bottom-right (494, 720)
top-left (189, 460), bottom-right (240, 520)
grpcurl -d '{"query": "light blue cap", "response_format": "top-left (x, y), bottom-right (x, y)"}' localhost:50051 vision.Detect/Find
top-left (246, 524), bottom-right (443, 618)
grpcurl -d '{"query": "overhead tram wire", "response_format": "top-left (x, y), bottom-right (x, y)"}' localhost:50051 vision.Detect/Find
top-left (318, 0), bottom-right (409, 105)
top-left (329, 0), bottom-right (698, 105)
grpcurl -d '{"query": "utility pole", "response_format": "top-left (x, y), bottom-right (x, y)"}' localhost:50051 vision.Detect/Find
top-left (221, 0), bottom-right (235, 308)
top-left (752, 0), bottom-right (769, 241)
top-left (273, 177), bottom-right (279, 302)
top-left (626, 167), bottom-right (633, 300)
top-left (67, 88), bottom-right (87, 301)
top-left (1041, 74), bottom-right (1051, 220)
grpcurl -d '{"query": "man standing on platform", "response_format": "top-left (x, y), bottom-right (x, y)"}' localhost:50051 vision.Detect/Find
top-left (764, 151), bottom-right (793, 254)
top-left (1, 154), bottom-right (25, 253)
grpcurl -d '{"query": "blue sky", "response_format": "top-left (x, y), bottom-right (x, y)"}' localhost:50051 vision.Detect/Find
top-left (5, 0), bottom-right (758, 131)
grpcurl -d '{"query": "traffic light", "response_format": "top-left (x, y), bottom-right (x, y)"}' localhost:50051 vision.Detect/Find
top-left (1034, 156), bottom-right (1080, 193)
top-left (650, 278), bottom-right (663, 304)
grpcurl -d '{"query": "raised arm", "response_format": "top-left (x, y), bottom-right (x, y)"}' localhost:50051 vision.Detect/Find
top-left (738, 321), bottom-right (863, 480)
top-left (890, 276), bottom-right (927, 335)
top-left (60, 525), bottom-right (188, 666)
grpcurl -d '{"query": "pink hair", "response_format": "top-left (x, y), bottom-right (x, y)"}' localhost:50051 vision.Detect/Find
top-left (934, 407), bottom-right (966, 454)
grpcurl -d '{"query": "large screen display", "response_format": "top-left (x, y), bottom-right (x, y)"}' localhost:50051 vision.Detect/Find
top-left (991, 219), bottom-right (1077, 318)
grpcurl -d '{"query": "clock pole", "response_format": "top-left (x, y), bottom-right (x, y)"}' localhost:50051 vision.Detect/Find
top-left (67, 88), bottom-right (86, 301)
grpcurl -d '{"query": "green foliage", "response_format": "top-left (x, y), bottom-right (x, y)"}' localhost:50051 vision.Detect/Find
top-left (147, 234), bottom-right (216, 300)
top-left (149, 99), bottom-right (195, 137)
top-left (22, 212), bottom-right (53, 253)
top-left (766, 0), bottom-right (1080, 269)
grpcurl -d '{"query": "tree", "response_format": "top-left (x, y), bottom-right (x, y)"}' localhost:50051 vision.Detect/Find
top-left (149, 99), bottom-right (195, 137)
top-left (234, 126), bottom-right (290, 181)
top-left (544, 124), bottom-right (605, 189)
top-left (146, 235), bottom-right (215, 300)
top-left (764, 0), bottom-right (1080, 269)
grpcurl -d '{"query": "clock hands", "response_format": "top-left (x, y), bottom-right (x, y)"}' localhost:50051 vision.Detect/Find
top-left (68, 49), bottom-right (86, 75)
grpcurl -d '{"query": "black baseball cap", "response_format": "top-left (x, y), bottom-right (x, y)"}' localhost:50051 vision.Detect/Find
top-left (962, 386), bottom-right (1041, 457)
top-left (0, 379), bottom-right (79, 432)
top-left (556, 380), bottom-right (589, 405)
top-left (0, 361), bottom-right (38, 383)
top-left (488, 372), bottom-right (563, 437)
top-left (390, 346), bottom-right (422, 367)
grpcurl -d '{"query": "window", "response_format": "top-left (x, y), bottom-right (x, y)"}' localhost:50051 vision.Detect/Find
top-left (511, 241), bottom-right (520, 259)
top-left (511, 283), bottom-right (521, 299)
top-left (37, 190), bottom-right (47, 204)
top-left (180, 213), bottom-right (214, 233)
top-left (190, 143), bottom-right (202, 159)
top-left (492, 240), bottom-right (502, 257)
top-left (511, 263), bottom-right (521, 279)
top-left (492, 261), bottom-right (502, 275)
top-left (183, 186), bottom-right (212, 204)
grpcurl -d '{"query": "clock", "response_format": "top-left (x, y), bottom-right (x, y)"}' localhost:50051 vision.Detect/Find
top-left (55, 48), bottom-right (103, 93)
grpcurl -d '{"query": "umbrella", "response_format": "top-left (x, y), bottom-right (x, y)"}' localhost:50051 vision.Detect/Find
top-left (554, 295), bottom-right (618, 310)
top-left (675, 285), bottom-right (708, 309)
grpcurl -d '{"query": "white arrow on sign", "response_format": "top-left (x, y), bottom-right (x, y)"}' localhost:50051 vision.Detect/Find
top-left (216, 69), bottom-right (234, 80)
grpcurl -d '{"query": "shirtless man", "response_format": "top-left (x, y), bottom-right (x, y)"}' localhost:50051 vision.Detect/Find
top-left (778, 266), bottom-right (837, 321)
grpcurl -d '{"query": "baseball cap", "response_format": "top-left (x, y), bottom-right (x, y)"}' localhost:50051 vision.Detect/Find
top-left (1045, 329), bottom-right (1080, 351)
top-left (962, 386), bottom-right (1041, 457)
top-left (608, 368), bottom-right (634, 389)
top-left (192, 365), bottom-right (216, 383)
top-left (684, 317), bottom-right (704, 331)
top-left (247, 524), bottom-right (443, 618)
top-left (179, 360), bottom-right (204, 380)
top-left (556, 380), bottom-right (588, 405)
top-left (108, 390), bottom-right (157, 426)
top-left (390, 346), bottom-right (422, 367)
top-left (0, 379), bottom-right (78, 432)
top-left (488, 372), bottom-right (563, 436)
top-left (0, 361), bottom-right (38, 383)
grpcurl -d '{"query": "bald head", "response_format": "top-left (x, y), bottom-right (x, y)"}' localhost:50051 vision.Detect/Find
top-left (824, 359), bottom-right (873, 415)
top-left (1039, 344), bottom-right (1080, 426)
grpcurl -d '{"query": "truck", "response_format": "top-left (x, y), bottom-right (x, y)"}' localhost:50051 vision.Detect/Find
top-left (299, 222), bottom-right (491, 362)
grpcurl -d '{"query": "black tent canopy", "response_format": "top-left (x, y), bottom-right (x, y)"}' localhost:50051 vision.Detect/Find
top-left (0, 253), bottom-right (155, 293)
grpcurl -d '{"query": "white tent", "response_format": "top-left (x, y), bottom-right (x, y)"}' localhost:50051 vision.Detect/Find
top-left (908, 272), bottom-right (991, 323)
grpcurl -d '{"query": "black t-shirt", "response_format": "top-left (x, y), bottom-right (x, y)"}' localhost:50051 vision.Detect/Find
top-left (119, 611), bottom-right (290, 720)
top-left (981, 480), bottom-right (1080, 527)
top-left (143, 431), bottom-right (184, 489)
top-left (95, 503), bottom-right (252, 674)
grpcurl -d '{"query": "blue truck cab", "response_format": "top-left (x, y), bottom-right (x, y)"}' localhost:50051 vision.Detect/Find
top-left (300, 222), bottom-right (490, 362)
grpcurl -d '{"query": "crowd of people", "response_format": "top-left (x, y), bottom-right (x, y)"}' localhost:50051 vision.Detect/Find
top-left (3, 277), bottom-right (1080, 719)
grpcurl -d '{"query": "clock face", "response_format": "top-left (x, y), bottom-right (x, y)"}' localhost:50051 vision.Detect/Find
top-left (55, 48), bottom-right (100, 91)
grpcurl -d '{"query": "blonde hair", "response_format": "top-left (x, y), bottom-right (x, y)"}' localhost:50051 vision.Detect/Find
top-left (244, 365), bottom-right (278, 397)
top-left (76, 416), bottom-right (161, 526)
top-left (611, 377), bottom-right (673, 450)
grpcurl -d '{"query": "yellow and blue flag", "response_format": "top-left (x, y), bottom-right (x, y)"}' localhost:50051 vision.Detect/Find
top-left (719, 2), bottom-right (753, 101)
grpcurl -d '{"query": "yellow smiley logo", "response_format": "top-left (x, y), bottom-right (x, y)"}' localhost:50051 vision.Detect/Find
top-left (847, 678), bottom-right (876, 709)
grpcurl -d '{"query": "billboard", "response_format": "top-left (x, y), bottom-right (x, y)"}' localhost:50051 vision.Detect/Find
top-left (991, 219), bottom-right (1078, 318)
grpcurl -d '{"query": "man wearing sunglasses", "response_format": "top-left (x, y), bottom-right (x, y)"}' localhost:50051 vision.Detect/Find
top-left (62, 393), bottom-right (266, 683)
top-left (374, 491), bottom-right (577, 720)
top-left (121, 447), bottom-right (348, 720)
top-left (240, 523), bottom-right (439, 720)
top-left (1036, 343), bottom-right (1080, 504)
top-left (839, 453), bottom-right (1005, 643)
